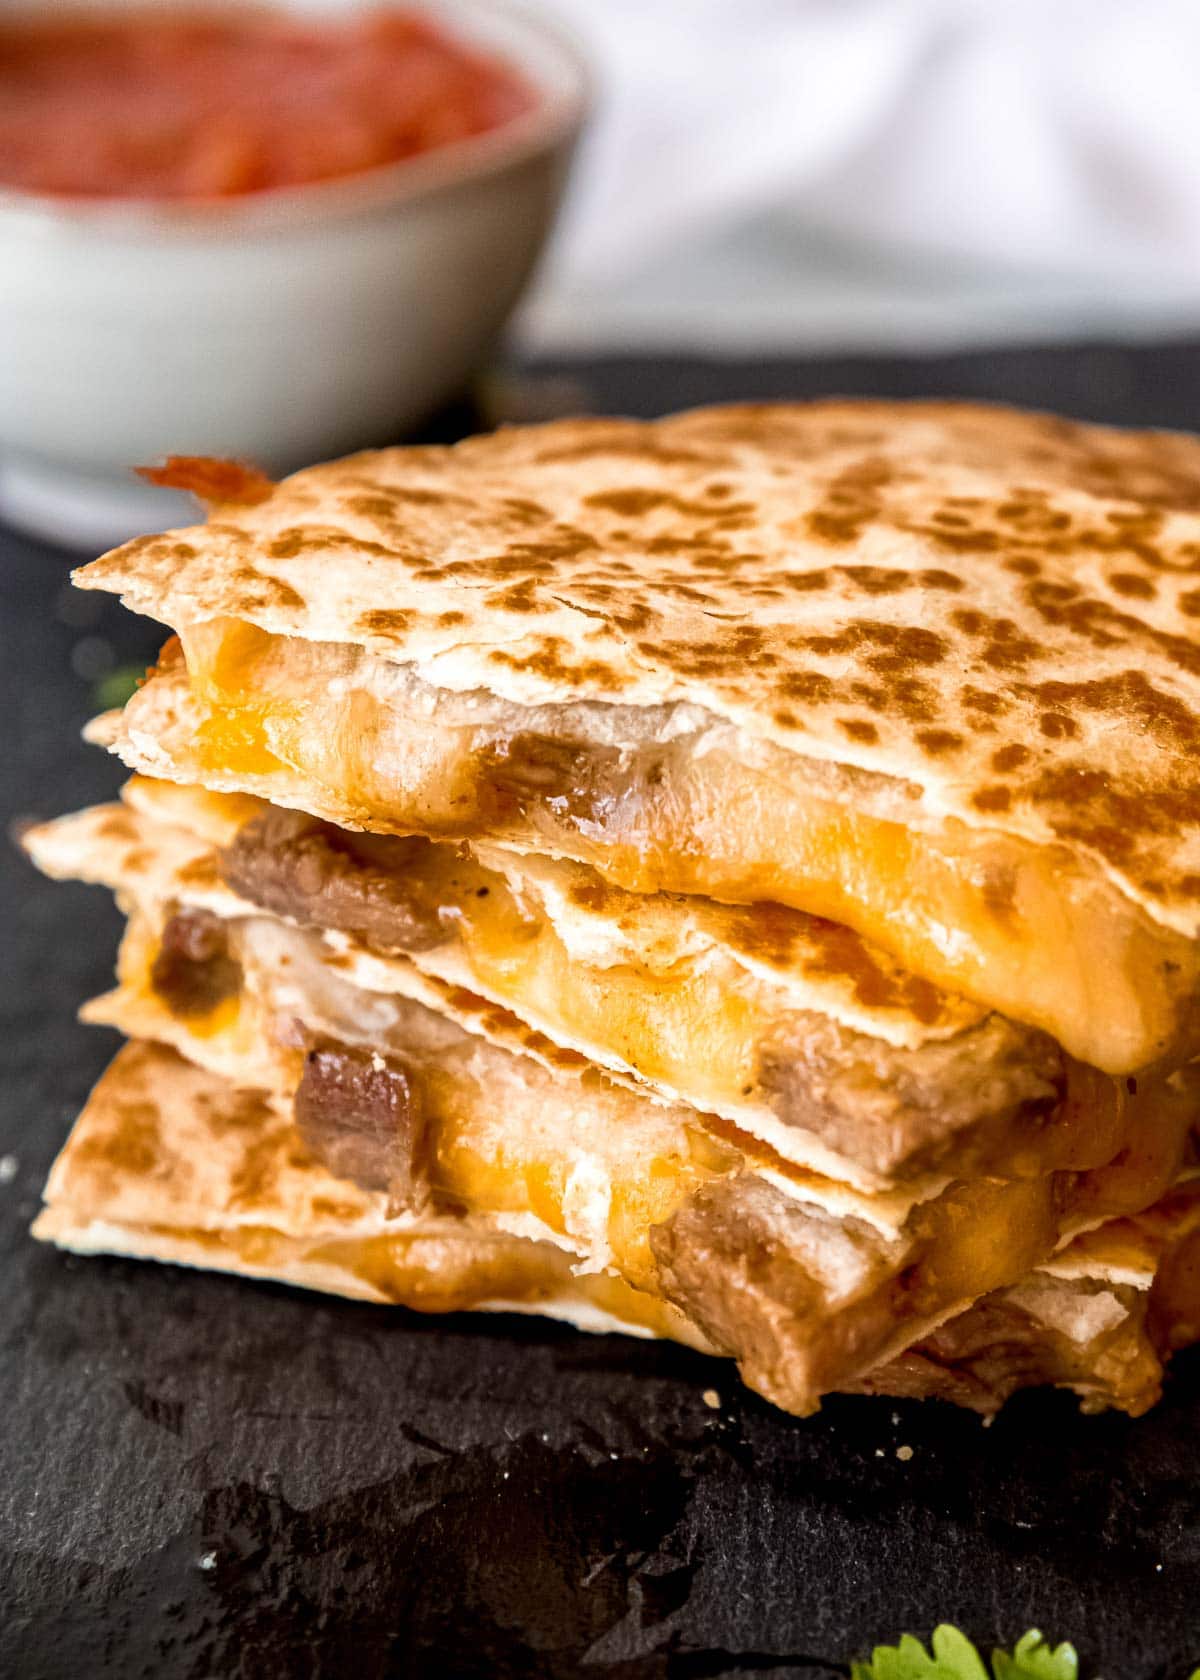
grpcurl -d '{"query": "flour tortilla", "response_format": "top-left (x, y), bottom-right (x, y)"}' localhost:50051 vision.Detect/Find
top-left (33, 1039), bottom-right (704, 1343)
top-left (76, 401), bottom-right (1200, 941)
top-left (34, 1040), bottom-right (1200, 1418)
top-left (28, 783), bottom-right (1080, 1201)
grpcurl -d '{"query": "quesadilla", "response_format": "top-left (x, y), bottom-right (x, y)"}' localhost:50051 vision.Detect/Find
top-left (33, 1038), bottom-right (696, 1344)
top-left (35, 1038), bottom-right (1200, 1419)
top-left (76, 403), bottom-right (1200, 1074)
top-left (24, 797), bottom-right (1200, 1414)
top-left (29, 781), bottom-right (1163, 1198)
top-left (31, 398), bottom-right (1200, 1422)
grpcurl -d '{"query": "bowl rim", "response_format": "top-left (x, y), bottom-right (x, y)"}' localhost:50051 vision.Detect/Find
top-left (0, 0), bottom-right (592, 234)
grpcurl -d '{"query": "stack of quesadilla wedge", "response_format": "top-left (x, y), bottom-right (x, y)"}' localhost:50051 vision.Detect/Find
top-left (27, 401), bottom-right (1200, 1417)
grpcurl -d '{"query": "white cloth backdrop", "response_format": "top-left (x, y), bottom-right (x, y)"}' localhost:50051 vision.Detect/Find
top-left (515, 0), bottom-right (1200, 353)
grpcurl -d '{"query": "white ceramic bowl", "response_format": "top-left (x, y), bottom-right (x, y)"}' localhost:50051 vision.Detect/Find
top-left (0, 0), bottom-right (588, 547)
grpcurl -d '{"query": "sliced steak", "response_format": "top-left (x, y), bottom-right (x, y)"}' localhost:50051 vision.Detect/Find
top-left (219, 807), bottom-right (447, 953)
top-left (150, 908), bottom-right (243, 1017)
top-left (479, 732), bottom-right (626, 826)
top-left (650, 1167), bottom-right (1066, 1412)
top-left (650, 1174), bottom-right (898, 1413)
top-left (294, 1040), bottom-right (427, 1214)
top-left (758, 1011), bottom-right (1068, 1181)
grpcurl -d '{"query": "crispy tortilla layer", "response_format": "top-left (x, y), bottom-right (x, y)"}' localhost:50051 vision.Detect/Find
top-left (100, 627), bottom-right (1200, 1077)
top-left (80, 892), bottom-right (1200, 1413)
top-left (75, 402), bottom-right (1200, 961)
top-left (36, 1041), bottom-right (1200, 1417)
top-left (32, 788), bottom-right (1159, 1196)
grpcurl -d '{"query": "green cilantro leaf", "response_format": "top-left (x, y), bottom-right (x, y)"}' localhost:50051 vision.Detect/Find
top-left (992, 1630), bottom-right (1078, 1680)
top-left (852, 1627), bottom-right (1079, 1680)
top-left (851, 1624), bottom-right (990, 1680)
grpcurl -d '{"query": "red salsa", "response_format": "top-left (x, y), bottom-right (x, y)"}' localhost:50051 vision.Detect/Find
top-left (0, 7), bottom-right (536, 199)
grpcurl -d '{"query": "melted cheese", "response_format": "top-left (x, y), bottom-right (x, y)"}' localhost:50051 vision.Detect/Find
top-left (102, 781), bottom-right (1151, 1197)
top-left (86, 899), bottom-right (1199, 1409)
top-left (34, 1210), bottom-right (704, 1346)
top-left (174, 618), bottom-right (1200, 1074)
top-left (109, 909), bottom-right (741, 1294)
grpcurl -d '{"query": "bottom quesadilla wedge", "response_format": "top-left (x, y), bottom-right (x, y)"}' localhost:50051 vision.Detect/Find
top-left (35, 1040), bottom-right (1200, 1418)
top-left (22, 800), bottom-right (1200, 1416)
top-left (71, 899), bottom-right (1200, 1410)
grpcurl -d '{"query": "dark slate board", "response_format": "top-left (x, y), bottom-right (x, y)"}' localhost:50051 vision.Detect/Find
top-left (3, 349), bottom-right (1200, 1680)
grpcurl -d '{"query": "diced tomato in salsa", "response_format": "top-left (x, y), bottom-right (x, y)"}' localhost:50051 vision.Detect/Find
top-left (0, 8), bottom-right (535, 199)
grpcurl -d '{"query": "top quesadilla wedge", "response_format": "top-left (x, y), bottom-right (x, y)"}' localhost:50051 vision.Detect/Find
top-left (76, 401), bottom-right (1200, 1073)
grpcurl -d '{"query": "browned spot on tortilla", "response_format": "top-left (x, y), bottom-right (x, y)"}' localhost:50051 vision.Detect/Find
top-left (229, 568), bottom-right (305, 613)
top-left (707, 897), bottom-right (954, 1035)
top-left (1109, 572), bottom-right (1156, 599)
top-left (75, 1098), bottom-right (162, 1180)
top-left (267, 527), bottom-right (399, 561)
top-left (805, 456), bottom-right (893, 545)
top-left (355, 608), bottom-right (413, 637)
top-left (917, 728), bottom-right (964, 755)
top-left (991, 744), bottom-right (1031, 773)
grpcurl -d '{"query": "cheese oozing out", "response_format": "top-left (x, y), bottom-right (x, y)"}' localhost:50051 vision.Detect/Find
top-left (35, 1039), bottom-right (1200, 1419)
top-left (89, 895), bottom-right (1200, 1414)
top-left (138, 616), bottom-right (1200, 1077)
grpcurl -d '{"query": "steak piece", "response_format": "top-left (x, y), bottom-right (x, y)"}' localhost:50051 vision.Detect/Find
top-left (854, 1279), bottom-right (1162, 1417)
top-left (293, 1040), bottom-right (427, 1214)
top-left (758, 1012), bottom-right (1068, 1181)
top-left (478, 732), bottom-right (647, 831)
top-left (650, 1174), bottom-right (897, 1413)
top-left (650, 1167), bottom-right (1069, 1412)
top-left (150, 908), bottom-right (243, 1017)
top-left (219, 807), bottom-right (447, 953)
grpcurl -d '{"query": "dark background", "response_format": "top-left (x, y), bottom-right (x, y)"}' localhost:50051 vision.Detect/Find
top-left (3, 347), bottom-right (1199, 1679)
